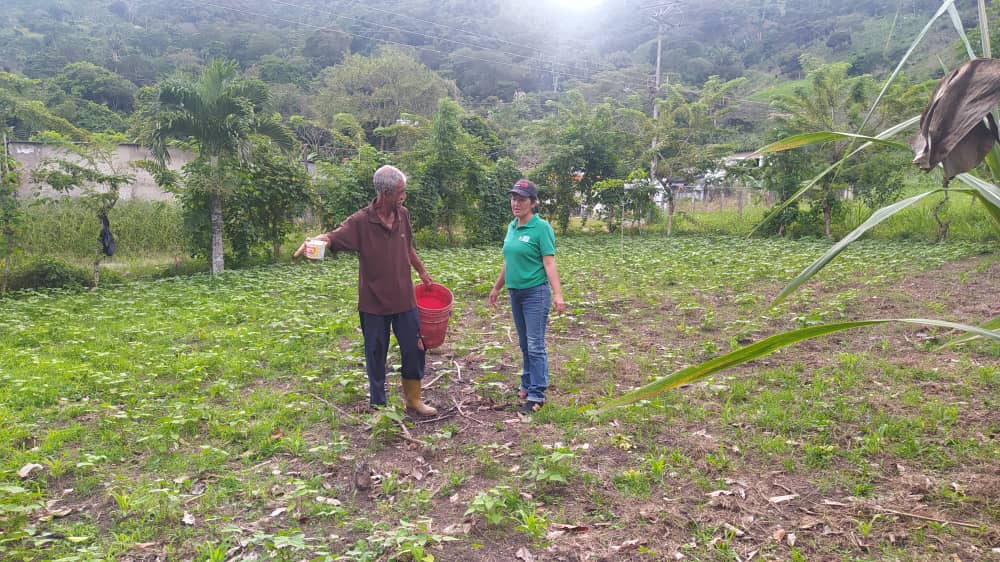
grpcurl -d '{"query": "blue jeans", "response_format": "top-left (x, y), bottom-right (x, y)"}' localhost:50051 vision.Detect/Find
top-left (509, 283), bottom-right (551, 403)
top-left (359, 309), bottom-right (425, 406)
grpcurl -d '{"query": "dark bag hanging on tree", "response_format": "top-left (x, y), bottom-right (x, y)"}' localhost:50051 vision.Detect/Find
top-left (99, 213), bottom-right (116, 257)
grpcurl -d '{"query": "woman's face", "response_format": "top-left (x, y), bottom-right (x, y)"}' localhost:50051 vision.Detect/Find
top-left (510, 194), bottom-right (533, 219)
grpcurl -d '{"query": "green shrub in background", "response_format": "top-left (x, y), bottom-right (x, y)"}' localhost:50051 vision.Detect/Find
top-left (17, 199), bottom-right (185, 262)
top-left (6, 256), bottom-right (91, 290)
top-left (413, 227), bottom-right (451, 250)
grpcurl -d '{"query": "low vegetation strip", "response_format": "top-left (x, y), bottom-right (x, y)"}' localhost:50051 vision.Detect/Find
top-left (0, 235), bottom-right (997, 560)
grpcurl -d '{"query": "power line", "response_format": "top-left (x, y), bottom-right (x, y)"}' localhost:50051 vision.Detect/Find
top-left (186, 1), bottom-right (774, 114)
top-left (299, 0), bottom-right (626, 77)
top-left (190, 0), bottom-right (655, 94)
top-left (264, 0), bottom-right (619, 78)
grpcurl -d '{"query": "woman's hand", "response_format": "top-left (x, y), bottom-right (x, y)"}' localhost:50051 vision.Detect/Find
top-left (552, 294), bottom-right (566, 314)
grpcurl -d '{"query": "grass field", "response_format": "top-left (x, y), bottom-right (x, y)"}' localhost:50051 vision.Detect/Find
top-left (1, 234), bottom-right (997, 561)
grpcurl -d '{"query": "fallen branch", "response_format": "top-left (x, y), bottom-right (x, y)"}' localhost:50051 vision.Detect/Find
top-left (310, 393), bottom-right (361, 423)
top-left (452, 396), bottom-right (487, 426)
top-left (396, 421), bottom-right (425, 447)
top-left (421, 372), bottom-right (447, 390)
top-left (864, 504), bottom-right (985, 530)
top-left (414, 413), bottom-right (455, 425)
top-left (453, 359), bottom-right (462, 381)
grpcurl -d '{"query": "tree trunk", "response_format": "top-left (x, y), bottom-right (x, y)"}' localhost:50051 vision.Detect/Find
top-left (2, 231), bottom-right (10, 293)
top-left (737, 190), bottom-right (744, 219)
top-left (210, 191), bottom-right (224, 274)
top-left (823, 199), bottom-right (832, 238)
top-left (933, 192), bottom-right (950, 242)
top-left (93, 247), bottom-right (102, 288)
top-left (667, 197), bottom-right (675, 236)
top-left (273, 240), bottom-right (281, 262)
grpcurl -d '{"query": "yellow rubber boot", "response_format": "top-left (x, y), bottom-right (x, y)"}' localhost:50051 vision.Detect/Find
top-left (402, 378), bottom-right (438, 416)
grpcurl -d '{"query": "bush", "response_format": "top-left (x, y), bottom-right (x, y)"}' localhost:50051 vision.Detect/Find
top-left (7, 257), bottom-right (91, 291)
top-left (413, 228), bottom-right (451, 250)
top-left (19, 198), bottom-right (185, 259)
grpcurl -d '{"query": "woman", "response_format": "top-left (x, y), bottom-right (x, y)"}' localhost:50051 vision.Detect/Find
top-left (489, 179), bottom-right (566, 414)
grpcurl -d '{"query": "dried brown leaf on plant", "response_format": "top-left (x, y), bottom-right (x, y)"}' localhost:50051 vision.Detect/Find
top-left (911, 58), bottom-right (1000, 179)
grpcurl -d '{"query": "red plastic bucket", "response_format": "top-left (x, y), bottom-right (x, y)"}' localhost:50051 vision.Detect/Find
top-left (414, 283), bottom-right (453, 350)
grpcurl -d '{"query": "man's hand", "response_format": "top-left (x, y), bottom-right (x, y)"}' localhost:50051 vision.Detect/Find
top-left (419, 271), bottom-right (432, 286)
top-left (293, 236), bottom-right (325, 259)
top-left (488, 287), bottom-right (500, 308)
top-left (553, 295), bottom-right (566, 314)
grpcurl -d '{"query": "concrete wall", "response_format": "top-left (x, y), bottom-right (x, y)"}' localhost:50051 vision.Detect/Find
top-left (10, 141), bottom-right (195, 201)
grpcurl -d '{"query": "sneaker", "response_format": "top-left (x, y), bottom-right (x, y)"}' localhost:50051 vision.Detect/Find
top-left (518, 401), bottom-right (544, 415)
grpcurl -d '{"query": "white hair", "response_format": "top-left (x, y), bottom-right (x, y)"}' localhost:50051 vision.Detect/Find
top-left (373, 165), bottom-right (406, 195)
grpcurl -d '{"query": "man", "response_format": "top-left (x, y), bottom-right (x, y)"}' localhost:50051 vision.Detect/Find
top-left (295, 165), bottom-right (437, 416)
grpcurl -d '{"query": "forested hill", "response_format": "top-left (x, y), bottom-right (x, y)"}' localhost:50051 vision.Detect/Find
top-left (0, 0), bottom-right (966, 103)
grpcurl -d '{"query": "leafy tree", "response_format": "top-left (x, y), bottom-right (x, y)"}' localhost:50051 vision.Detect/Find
top-left (255, 55), bottom-right (311, 85)
top-left (466, 157), bottom-right (522, 246)
top-left (406, 99), bottom-right (487, 243)
top-left (47, 96), bottom-right (128, 133)
top-left (649, 75), bottom-right (747, 235)
top-left (313, 144), bottom-right (391, 229)
top-left (0, 142), bottom-right (22, 293)
top-left (302, 30), bottom-right (352, 70)
top-left (460, 114), bottom-right (507, 162)
top-left (533, 91), bottom-right (625, 234)
top-left (52, 62), bottom-right (137, 112)
top-left (769, 60), bottom-right (870, 237)
top-left (141, 59), bottom-right (296, 274)
top-left (759, 144), bottom-right (818, 237)
top-left (228, 145), bottom-right (312, 262)
top-left (0, 73), bottom-right (87, 140)
top-left (592, 170), bottom-right (659, 233)
top-left (315, 46), bottom-right (458, 150)
top-left (0, 72), bottom-right (87, 291)
top-left (769, 59), bottom-right (927, 237)
top-left (31, 132), bottom-right (134, 287)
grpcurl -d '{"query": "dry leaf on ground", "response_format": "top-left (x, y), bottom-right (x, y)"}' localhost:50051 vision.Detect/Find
top-left (18, 463), bottom-right (44, 478)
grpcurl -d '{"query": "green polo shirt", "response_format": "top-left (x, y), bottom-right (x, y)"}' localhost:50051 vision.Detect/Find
top-left (502, 214), bottom-right (556, 289)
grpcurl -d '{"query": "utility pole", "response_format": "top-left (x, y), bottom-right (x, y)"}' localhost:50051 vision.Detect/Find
top-left (643, 2), bottom-right (680, 179)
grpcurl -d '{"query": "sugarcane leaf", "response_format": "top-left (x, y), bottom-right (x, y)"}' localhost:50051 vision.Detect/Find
top-left (936, 315), bottom-right (1000, 349)
top-left (955, 172), bottom-right (1000, 207)
top-left (757, 132), bottom-right (909, 154)
top-left (599, 318), bottom-right (1000, 412)
top-left (982, 144), bottom-right (1000, 181)
top-left (860, 0), bottom-right (957, 131)
top-left (771, 190), bottom-right (942, 306)
top-left (978, 0), bottom-right (992, 58)
top-left (955, 172), bottom-right (1000, 226)
top-left (948, 4), bottom-right (976, 59)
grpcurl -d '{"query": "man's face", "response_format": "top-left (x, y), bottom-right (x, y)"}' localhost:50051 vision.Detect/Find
top-left (384, 183), bottom-right (407, 207)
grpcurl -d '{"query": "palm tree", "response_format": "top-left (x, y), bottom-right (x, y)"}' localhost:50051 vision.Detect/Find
top-left (144, 59), bottom-right (296, 274)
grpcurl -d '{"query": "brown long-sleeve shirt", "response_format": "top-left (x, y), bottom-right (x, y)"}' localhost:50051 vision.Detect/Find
top-left (324, 201), bottom-right (418, 315)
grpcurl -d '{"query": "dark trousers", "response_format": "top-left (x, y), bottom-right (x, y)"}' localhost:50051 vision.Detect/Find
top-left (359, 308), bottom-right (425, 406)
